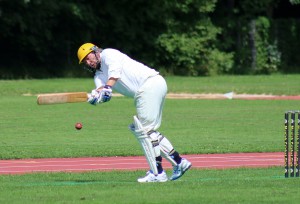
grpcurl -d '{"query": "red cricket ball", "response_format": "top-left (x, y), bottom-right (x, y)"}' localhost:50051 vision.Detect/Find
top-left (75, 122), bottom-right (82, 130)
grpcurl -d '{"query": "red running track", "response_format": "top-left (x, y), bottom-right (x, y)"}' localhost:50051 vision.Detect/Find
top-left (0, 152), bottom-right (283, 175)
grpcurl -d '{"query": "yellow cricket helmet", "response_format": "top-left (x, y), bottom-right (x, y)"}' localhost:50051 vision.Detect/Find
top-left (77, 43), bottom-right (96, 64)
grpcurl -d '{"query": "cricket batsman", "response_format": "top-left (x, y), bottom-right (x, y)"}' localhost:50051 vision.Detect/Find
top-left (77, 43), bottom-right (192, 182)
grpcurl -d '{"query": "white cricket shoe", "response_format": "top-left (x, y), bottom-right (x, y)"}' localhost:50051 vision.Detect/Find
top-left (137, 171), bottom-right (168, 183)
top-left (169, 158), bottom-right (192, 181)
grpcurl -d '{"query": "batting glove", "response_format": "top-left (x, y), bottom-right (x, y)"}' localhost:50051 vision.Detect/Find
top-left (100, 85), bottom-right (112, 103)
top-left (87, 89), bottom-right (101, 105)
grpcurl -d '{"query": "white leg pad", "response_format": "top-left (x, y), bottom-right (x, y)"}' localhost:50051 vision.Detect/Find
top-left (147, 132), bottom-right (162, 158)
top-left (149, 131), bottom-right (177, 166)
top-left (129, 116), bottom-right (158, 175)
top-left (158, 135), bottom-right (177, 166)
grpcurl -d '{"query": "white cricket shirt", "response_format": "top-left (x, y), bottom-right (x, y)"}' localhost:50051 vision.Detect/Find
top-left (94, 48), bottom-right (159, 98)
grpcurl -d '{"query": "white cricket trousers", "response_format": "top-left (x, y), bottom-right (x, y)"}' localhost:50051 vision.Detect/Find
top-left (134, 75), bottom-right (167, 133)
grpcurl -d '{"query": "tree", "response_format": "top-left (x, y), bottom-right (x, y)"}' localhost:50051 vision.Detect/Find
top-left (155, 0), bottom-right (233, 76)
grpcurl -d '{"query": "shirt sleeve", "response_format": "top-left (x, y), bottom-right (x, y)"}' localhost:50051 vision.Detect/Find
top-left (94, 71), bottom-right (106, 89)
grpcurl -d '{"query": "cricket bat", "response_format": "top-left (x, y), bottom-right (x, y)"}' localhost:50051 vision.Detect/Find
top-left (37, 92), bottom-right (88, 105)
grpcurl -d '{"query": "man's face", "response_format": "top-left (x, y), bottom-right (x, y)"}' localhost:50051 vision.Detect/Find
top-left (83, 52), bottom-right (98, 69)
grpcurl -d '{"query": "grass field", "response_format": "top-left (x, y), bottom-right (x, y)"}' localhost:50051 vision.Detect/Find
top-left (1, 75), bottom-right (300, 203)
top-left (0, 168), bottom-right (299, 204)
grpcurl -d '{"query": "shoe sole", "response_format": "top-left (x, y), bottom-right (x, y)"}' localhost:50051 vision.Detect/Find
top-left (137, 173), bottom-right (168, 183)
top-left (138, 178), bottom-right (168, 183)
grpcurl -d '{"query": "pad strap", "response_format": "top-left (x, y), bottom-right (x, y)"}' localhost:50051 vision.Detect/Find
top-left (148, 131), bottom-right (178, 166)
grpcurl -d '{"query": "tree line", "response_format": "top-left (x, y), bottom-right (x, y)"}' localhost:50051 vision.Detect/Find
top-left (0, 0), bottom-right (300, 78)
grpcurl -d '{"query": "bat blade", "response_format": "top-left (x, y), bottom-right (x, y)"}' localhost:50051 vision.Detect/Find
top-left (37, 92), bottom-right (88, 105)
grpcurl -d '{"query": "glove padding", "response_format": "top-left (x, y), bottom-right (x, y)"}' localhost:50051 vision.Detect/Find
top-left (87, 85), bottom-right (112, 105)
top-left (101, 85), bottom-right (113, 102)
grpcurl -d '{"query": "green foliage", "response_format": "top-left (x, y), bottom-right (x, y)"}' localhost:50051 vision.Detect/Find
top-left (239, 0), bottom-right (280, 17)
top-left (0, 0), bottom-right (299, 78)
top-left (254, 17), bottom-right (281, 74)
top-left (206, 49), bottom-right (234, 75)
top-left (156, 0), bottom-right (233, 76)
top-left (156, 32), bottom-right (208, 76)
top-left (211, 0), bottom-right (300, 74)
top-left (290, 0), bottom-right (300, 4)
top-left (271, 19), bottom-right (300, 73)
top-left (0, 0), bottom-right (97, 78)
